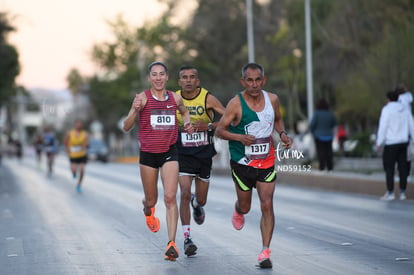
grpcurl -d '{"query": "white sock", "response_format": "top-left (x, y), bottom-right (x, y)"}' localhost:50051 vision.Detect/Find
top-left (182, 225), bottom-right (191, 239)
top-left (192, 196), bottom-right (199, 207)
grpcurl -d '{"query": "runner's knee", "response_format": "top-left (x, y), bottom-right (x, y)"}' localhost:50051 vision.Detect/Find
top-left (164, 193), bottom-right (177, 208)
top-left (180, 190), bottom-right (192, 202)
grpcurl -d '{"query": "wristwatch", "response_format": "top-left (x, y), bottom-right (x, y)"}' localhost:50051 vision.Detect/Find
top-left (279, 130), bottom-right (288, 138)
top-left (208, 123), bottom-right (214, 131)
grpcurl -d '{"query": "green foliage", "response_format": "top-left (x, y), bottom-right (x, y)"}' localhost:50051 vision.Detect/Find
top-left (347, 132), bottom-right (374, 157)
top-left (336, 23), bottom-right (414, 130)
top-left (0, 13), bottom-right (19, 106)
top-left (92, 15), bottom-right (141, 76)
top-left (88, 71), bottom-right (134, 135)
top-left (66, 68), bottom-right (84, 96)
top-left (69, 0), bottom-right (414, 136)
top-left (182, 0), bottom-right (249, 99)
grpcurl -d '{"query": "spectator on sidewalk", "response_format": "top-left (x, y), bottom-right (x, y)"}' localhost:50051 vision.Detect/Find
top-left (376, 90), bottom-right (414, 201)
top-left (396, 84), bottom-right (413, 113)
top-left (309, 98), bottom-right (337, 172)
top-left (336, 124), bottom-right (348, 156)
top-left (396, 84), bottom-right (413, 183)
top-left (33, 133), bottom-right (44, 168)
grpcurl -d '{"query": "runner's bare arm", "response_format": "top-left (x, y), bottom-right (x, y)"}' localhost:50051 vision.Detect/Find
top-left (207, 94), bottom-right (226, 116)
top-left (123, 93), bottom-right (146, 131)
top-left (175, 93), bottom-right (194, 134)
top-left (193, 94), bottom-right (226, 131)
top-left (83, 133), bottom-right (90, 149)
top-left (215, 97), bottom-right (255, 146)
top-left (269, 93), bottom-right (292, 149)
top-left (206, 94), bottom-right (226, 130)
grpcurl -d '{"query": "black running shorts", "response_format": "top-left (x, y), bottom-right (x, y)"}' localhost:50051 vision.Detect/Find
top-left (70, 156), bottom-right (88, 164)
top-left (178, 154), bottom-right (212, 181)
top-left (230, 160), bottom-right (277, 191)
top-left (139, 145), bottom-right (178, 169)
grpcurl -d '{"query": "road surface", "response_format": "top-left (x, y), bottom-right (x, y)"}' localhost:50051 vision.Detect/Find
top-left (0, 154), bottom-right (413, 274)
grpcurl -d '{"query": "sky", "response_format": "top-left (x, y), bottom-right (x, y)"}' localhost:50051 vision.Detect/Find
top-left (1, 0), bottom-right (172, 90)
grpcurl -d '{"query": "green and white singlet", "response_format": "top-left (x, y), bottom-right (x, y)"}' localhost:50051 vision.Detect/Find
top-left (228, 90), bottom-right (275, 169)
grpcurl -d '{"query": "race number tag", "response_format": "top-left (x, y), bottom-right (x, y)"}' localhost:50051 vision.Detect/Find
top-left (245, 137), bottom-right (271, 159)
top-left (45, 146), bottom-right (54, 153)
top-left (181, 131), bottom-right (208, 147)
top-left (150, 109), bottom-right (176, 130)
top-left (70, 145), bottom-right (82, 153)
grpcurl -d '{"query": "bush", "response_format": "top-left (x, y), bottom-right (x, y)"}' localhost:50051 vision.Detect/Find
top-left (347, 132), bottom-right (374, 157)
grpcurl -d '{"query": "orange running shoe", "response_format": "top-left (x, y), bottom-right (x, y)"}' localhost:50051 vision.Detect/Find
top-left (143, 207), bottom-right (160, 233)
top-left (257, 248), bottom-right (272, 268)
top-left (232, 209), bottom-right (245, 230)
top-left (164, 241), bottom-right (179, 261)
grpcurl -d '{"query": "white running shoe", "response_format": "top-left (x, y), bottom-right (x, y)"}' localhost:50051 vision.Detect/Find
top-left (380, 192), bottom-right (395, 201)
top-left (400, 192), bottom-right (406, 200)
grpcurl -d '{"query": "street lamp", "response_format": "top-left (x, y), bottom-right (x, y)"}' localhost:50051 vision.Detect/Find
top-left (305, 0), bottom-right (314, 121)
top-left (246, 0), bottom-right (255, 62)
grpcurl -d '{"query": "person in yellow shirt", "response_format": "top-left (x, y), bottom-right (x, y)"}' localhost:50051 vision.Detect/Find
top-left (64, 120), bottom-right (89, 193)
top-left (176, 65), bottom-right (225, 257)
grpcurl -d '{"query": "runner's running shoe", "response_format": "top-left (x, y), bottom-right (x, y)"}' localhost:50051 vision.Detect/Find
top-left (76, 185), bottom-right (82, 193)
top-left (232, 209), bottom-right (244, 230)
top-left (257, 248), bottom-right (272, 268)
top-left (143, 207), bottom-right (160, 233)
top-left (164, 241), bottom-right (179, 261)
top-left (184, 238), bottom-right (197, 257)
top-left (191, 195), bottom-right (205, 225)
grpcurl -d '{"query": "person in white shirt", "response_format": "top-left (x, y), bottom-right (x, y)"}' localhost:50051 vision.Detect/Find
top-left (396, 84), bottom-right (413, 113)
top-left (376, 90), bottom-right (414, 200)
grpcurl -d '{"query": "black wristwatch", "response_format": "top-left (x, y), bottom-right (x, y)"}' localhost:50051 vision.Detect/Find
top-left (279, 130), bottom-right (288, 138)
top-left (208, 123), bottom-right (214, 131)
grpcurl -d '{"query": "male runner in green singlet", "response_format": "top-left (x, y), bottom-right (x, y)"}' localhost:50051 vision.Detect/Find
top-left (216, 63), bottom-right (292, 268)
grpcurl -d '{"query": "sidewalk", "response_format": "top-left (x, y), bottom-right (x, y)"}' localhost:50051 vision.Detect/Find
top-left (113, 151), bottom-right (413, 200)
top-left (213, 156), bottom-right (414, 200)
top-left (276, 170), bottom-right (414, 199)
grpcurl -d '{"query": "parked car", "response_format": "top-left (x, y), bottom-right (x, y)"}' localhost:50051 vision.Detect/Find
top-left (87, 139), bottom-right (109, 162)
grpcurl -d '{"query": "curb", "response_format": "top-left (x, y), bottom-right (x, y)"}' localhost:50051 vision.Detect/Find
top-left (213, 167), bottom-right (413, 200)
top-left (278, 171), bottom-right (414, 200)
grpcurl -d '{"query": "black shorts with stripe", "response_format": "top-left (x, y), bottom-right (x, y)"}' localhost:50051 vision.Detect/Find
top-left (230, 160), bottom-right (277, 191)
top-left (178, 154), bottom-right (212, 181)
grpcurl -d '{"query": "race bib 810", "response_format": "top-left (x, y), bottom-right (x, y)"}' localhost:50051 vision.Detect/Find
top-left (150, 109), bottom-right (176, 130)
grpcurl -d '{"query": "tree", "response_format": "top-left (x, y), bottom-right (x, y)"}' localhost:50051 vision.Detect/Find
top-left (67, 68), bottom-right (84, 96)
top-left (75, 0), bottom-right (414, 136)
top-left (182, 0), bottom-right (249, 102)
top-left (277, 0), bottom-right (414, 131)
top-left (336, 24), bottom-right (414, 130)
top-left (320, 0), bottom-right (414, 130)
top-left (87, 6), bottom-right (189, 134)
top-left (0, 13), bottom-right (19, 106)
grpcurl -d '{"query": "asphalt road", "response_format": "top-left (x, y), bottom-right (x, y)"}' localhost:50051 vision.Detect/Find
top-left (1, 154), bottom-right (413, 275)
